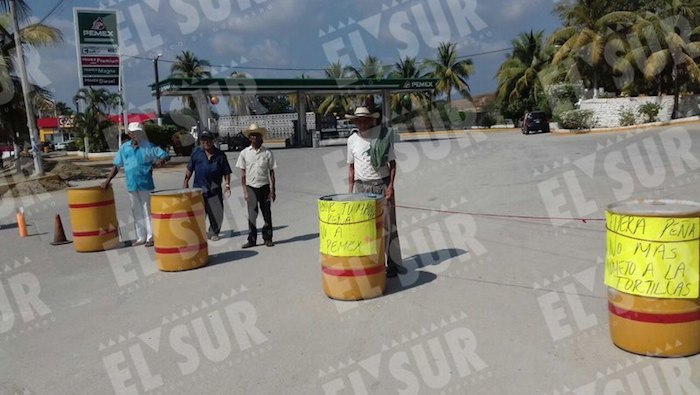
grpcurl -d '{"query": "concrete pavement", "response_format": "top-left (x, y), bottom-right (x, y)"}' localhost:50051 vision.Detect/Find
top-left (1, 125), bottom-right (699, 394)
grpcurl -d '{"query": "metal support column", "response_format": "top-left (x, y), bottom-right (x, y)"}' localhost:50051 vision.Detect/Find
top-left (194, 91), bottom-right (211, 142)
top-left (382, 90), bottom-right (391, 129)
top-left (296, 90), bottom-right (306, 146)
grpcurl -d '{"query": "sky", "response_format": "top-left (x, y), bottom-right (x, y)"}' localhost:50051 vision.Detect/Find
top-left (29, 0), bottom-right (565, 115)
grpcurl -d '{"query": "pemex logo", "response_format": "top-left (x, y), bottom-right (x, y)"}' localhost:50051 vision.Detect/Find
top-left (90, 17), bottom-right (105, 31)
top-left (83, 15), bottom-right (114, 38)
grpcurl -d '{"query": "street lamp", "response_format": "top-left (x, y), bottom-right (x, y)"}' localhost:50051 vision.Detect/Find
top-left (153, 52), bottom-right (163, 126)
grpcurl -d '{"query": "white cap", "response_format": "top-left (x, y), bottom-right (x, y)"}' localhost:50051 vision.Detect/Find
top-left (127, 122), bottom-right (143, 133)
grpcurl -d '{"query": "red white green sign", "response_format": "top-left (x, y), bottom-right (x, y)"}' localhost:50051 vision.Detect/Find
top-left (74, 9), bottom-right (120, 87)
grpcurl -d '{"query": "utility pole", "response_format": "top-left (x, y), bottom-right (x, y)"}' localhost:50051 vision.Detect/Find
top-left (10, 0), bottom-right (43, 176)
top-left (153, 53), bottom-right (162, 126)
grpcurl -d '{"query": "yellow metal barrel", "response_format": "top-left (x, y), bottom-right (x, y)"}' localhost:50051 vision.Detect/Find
top-left (606, 200), bottom-right (700, 357)
top-left (319, 193), bottom-right (385, 300)
top-left (151, 189), bottom-right (208, 272)
top-left (67, 186), bottom-right (120, 252)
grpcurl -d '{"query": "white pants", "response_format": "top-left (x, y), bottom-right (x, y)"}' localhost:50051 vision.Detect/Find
top-left (129, 190), bottom-right (153, 242)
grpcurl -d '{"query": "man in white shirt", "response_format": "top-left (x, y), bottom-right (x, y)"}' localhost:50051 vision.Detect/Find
top-left (236, 123), bottom-right (277, 248)
top-left (346, 106), bottom-right (403, 277)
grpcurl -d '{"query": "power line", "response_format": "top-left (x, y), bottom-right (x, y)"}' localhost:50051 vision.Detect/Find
top-left (38, 0), bottom-right (66, 25)
top-left (123, 46), bottom-right (515, 75)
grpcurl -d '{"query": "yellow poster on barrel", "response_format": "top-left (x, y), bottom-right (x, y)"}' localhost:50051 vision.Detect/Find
top-left (318, 199), bottom-right (377, 257)
top-left (605, 212), bottom-right (700, 299)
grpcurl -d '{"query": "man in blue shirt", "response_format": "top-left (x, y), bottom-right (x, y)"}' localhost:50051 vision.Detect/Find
top-left (102, 122), bottom-right (169, 247)
top-left (183, 131), bottom-right (232, 241)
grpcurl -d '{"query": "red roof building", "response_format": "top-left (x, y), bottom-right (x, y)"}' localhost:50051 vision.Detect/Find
top-left (38, 113), bottom-right (157, 142)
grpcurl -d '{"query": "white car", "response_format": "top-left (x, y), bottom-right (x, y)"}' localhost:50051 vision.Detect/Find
top-left (54, 140), bottom-right (74, 150)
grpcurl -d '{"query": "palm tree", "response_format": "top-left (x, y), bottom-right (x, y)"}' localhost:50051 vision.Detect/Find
top-left (632, 5), bottom-right (700, 118)
top-left (288, 73), bottom-right (321, 112)
top-left (170, 50), bottom-right (211, 110)
top-left (227, 71), bottom-right (253, 115)
top-left (73, 87), bottom-right (121, 152)
top-left (345, 56), bottom-right (386, 79)
top-left (496, 31), bottom-right (550, 121)
top-left (424, 42), bottom-right (474, 105)
top-left (318, 61), bottom-right (353, 116)
top-left (388, 56), bottom-right (430, 126)
top-left (0, 1), bottom-right (61, 169)
top-left (550, 0), bottom-right (637, 97)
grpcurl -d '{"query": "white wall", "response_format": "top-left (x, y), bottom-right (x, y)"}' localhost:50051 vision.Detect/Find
top-left (579, 95), bottom-right (700, 127)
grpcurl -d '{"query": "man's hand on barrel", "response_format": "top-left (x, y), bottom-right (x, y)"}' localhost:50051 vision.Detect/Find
top-left (385, 184), bottom-right (394, 201)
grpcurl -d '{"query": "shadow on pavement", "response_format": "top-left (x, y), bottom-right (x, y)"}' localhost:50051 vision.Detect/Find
top-left (0, 222), bottom-right (18, 230)
top-left (208, 249), bottom-right (258, 267)
top-left (274, 232), bottom-right (319, 245)
top-left (385, 248), bottom-right (466, 295)
top-left (224, 225), bottom-right (288, 239)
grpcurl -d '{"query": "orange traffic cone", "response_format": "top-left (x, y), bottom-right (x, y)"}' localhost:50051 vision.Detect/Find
top-left (17, 208), bottom-right (27, 238)
top-left (50, 214), bottom-right (72, 245)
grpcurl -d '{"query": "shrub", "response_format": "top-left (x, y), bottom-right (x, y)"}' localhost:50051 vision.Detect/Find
top-left (479, 112), bottom-right (497, 128)
top-left (638, 102), bottom-right (662, 123)
top-left (619, 106), bottom-right (637, 126)
top-left (144, 123), bottom-right (177, 150)
top-left (558, 109), bottom-right (595, 130)
top-left (552, 101), bottom-right (574, 123)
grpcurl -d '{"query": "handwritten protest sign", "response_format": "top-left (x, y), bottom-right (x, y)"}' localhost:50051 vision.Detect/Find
top-left (605, 212), bottom-right (700, 298)
top-left (318, 198), bottom-right (379, 257)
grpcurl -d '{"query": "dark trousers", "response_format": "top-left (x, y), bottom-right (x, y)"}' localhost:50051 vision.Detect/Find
top-left (204, 191), bottom-right (224, 236)
top-left (354, 178), bottom-right (402, 269)
top-left (246, 184), bottom-right (272, 243)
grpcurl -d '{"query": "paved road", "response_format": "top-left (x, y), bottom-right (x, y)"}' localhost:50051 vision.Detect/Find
top-left (1, 126), bottom-right (699, 394)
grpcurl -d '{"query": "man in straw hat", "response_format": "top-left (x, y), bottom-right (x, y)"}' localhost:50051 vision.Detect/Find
top-left (102, 122), bottom-right (169, 247)
top-left (236, 123), bottom-right (277, 248)
top-left (346, 106), bottom-right (403, 277)
top-left (183, 130), bottom-right (232, 241)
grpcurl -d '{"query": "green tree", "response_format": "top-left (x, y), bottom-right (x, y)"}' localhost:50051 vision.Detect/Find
top-left (170, 50), bottom-right (211, 110)
top-left (318, 61), bottom-right (353, 116)
top-left (227, 71), bottom-right (251, 115)
top-left (73, 87), bottom-right (121, 152)
top-left (550, 0), bottom-right (637, 96)
top-left (0, 1), bottom-right (61, 159)
top-left (619, 1), bottom-right (700, 117)
top-left (424, 42), bottom-right (474, 105)
top-left (288, 73), bottom-right (322, 112)
top-left (388, 56), bottom-right (430, 127)
top-left (345, 55), bottom-right (386, 79)
top-left (496, 30), bottom-right (550, 122)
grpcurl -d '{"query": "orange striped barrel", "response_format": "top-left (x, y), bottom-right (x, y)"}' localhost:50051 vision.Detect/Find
top-left (151, 189), bottom-right (208, 272)
top-left (606, 200), bottom-right (700, 357)
top-left (67, 186), bottom-right (120, 252)
top-left (319, 193), bottom-right (385, 301)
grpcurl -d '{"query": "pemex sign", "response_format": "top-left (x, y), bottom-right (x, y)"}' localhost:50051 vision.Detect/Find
top-left (74, 8), bottom-right (120, 87)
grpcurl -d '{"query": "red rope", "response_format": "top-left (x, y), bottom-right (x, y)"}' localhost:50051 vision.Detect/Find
top-left (396, 204), bottom-right (605, 224)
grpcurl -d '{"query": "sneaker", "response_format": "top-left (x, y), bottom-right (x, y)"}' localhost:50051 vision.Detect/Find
top-left (242, 241), bottom-right (256, 249)
top-left (132, 238), bottom-right (146, 247)
top-left (144, 240), bottom-right (154, 247)
top-left (210, 235), bottom-right (220, 241)
top-left (386, 266), bottom-right (398, 278)
top-left (264, 240), bottom-right (274, 247)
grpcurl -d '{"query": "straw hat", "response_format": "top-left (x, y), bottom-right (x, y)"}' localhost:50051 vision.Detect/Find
top-left (345, 106), bottom-right (380, 120)
top-left (243, 123), bottom-right (268, 138)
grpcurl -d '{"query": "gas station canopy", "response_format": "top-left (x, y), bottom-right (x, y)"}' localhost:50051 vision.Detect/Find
top-left (150, 77), bottom-right (438, 145)
top-left (151, 77), bottom-right (438, 96)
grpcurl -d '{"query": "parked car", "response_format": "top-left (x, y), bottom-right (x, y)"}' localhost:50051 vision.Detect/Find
top-left (54, 140), bottom-right (75, 150)
top-left (521, 111), bottom-right (550, 134)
